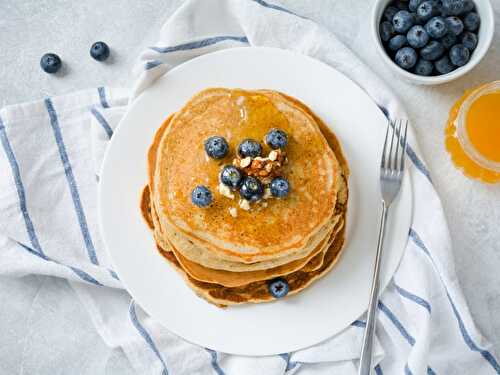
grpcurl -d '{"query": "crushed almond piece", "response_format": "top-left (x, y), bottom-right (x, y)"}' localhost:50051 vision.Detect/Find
top-left (263, 187), bottom-right (272, 199)
top-left (218, 183), bottom-right (234, 199)
top-left (269, 150), bottom-right (278, 161)
top-left (240, 157), bottom-right (252, 168)
top-left (261, 201), bottom-right (268, 208)
top-left (229, 207), bottom-right (238, 217)
top-left (239, 199), bottom-right (251, 211)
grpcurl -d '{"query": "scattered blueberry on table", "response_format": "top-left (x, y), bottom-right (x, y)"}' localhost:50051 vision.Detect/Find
top-left (90, 41), bottom-right (110, 61)
top-left (379, 0), bottom-right (480, 76)
top-left (191, 185), bottom-right (213, 208)
top-left (40, 53), bottom-right (62, 74)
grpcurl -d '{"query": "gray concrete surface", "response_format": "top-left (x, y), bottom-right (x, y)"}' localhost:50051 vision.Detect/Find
top-left (0, 0), bottom-right (499, 371)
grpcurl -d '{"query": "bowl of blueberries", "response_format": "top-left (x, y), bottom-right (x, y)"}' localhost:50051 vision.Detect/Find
top-left (372, 0), bottom-right (494, 84)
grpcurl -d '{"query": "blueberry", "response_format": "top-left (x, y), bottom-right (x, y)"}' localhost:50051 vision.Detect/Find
top-left (40, 53), bottom-right (62, 74)
top-left (239, 176), bottom-right (264, 201)
top-left (388, 35), bottom-right (408, 51)
top-left (445, 16), bottom-right (464, 35)
top-left (268, 278), bottom-right (289, 298)
top-left (204, 136), bottom-right (229, 159)
top-left (393, 10), bottom-right (415, 33)
top-left (395, 47), bottom-right (418, 69)
top-left (191, 185), bottom-right (212, 208)
top-left (270, 177), bottom-right (290, 198)
top-left (220, 165), bottom-right (243, 189)
top-left (393, 0), bottom-right (410, 10)
top-left (420, 40), bottom-right (445, 60)
top-left (464, 12), bottom-right (480, 31)
top-left (383, 6), bottom-right (399, 21)
top-left (463, 0), bottom-right (475, 13)
top-left (90, 41), bottom-right (110, 61)
top-left (461, 31), bottom-right (478, 51)
top-left (407, 25), bottom-right (429, 48)
top-left (265, 128), bottom-right (288, 149)
top-left (440, 32), bottom-right (458, 49)
top-left (425, 16), bottom-right (448, 38)
top-left (449, 44), bottom-right (470, 66)
top-left (409, 0), bottom-right (425, 12)
top-left (380, 21), bottom-right (395, 42)
top-left (441, 0), bottom-right (469, 15)
top-left (416, 1), bottom-right (439, 22)
top-left (238, 139), bottom-right (262, 158)
top-left (434, 55), bottom-right (455, 74)
top-left (414, 59), bottom-right (434, 75)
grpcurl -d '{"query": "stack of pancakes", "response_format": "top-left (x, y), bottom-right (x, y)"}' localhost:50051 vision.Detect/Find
top-left (141, 88), bottom-right (349, 307)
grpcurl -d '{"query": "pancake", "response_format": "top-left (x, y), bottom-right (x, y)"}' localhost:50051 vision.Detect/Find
top-left (154, 88), bottom-right (342, 263)
top-left (140, 88), bottom-right (349, 307)
top-left (146, 104), bottom-right (343, 272)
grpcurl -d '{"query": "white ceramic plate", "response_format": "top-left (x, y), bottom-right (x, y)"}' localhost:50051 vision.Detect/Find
top-left (99, 47), bottom-right (412, 356)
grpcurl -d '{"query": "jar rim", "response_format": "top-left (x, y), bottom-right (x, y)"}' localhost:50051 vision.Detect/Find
top-left (456, 80), bottom-right (500, 173)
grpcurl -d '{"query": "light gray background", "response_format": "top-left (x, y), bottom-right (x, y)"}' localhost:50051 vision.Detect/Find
top-left (0, 0), bottom-right (498, 373)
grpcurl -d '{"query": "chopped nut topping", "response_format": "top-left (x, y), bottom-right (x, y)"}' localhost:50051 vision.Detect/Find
top-left (229, 207), bottom-right (238, 217)
top-left (263, 187), bottom-right (272, 199)
top-left (240, 157), bottom-right (252, 168)
top-left (269, 150), bottom-right (278, 161)
top-left (239, 199), bottom-right (251, 211)
top-left (261, 201), bottom-right (268, 208)
top-left (218, 183), bottom-right (235, 199)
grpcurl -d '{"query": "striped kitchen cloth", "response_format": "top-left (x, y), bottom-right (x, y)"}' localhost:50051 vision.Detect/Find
top-left (0, 0), bottom-right (498, 374)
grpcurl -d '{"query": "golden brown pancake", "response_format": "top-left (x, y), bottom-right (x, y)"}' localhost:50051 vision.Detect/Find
top-left (140, 88), bottom-right (349, 307)
top-left (154, 89), bottom-right (342, 263)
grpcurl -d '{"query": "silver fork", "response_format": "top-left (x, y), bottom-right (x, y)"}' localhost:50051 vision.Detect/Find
top-left (358, 119), bottom-right (408, 375)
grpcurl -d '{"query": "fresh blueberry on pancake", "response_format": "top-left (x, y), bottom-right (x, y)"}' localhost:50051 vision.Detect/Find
top-left (204, 136), bottom-right (229, 159)
top-left (265, 128), bottom-right (288, 149)
top-left (238, 139), bottom-right (262, 158)
top-left (270, 177), bottom-right (290, 198)
top-left (191, 185), bottom-right (213, 207)
top-left (239, 176), bottom-right (264, 201)
top-left (268, 278), bottom-right (290, 298)
top-left (220, 165), bottom-right (243, 189)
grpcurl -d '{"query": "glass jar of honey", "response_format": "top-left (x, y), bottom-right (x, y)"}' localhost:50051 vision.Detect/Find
top-left (445, 81), bottom-right (500, 183)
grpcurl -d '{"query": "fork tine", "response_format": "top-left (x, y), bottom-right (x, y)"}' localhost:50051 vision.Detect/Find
top-left (394, 119), bottom-right (402, 171)
top-left (381, 120), bottom-right (391, 168)
top-left (400, 120), bottom-right (408, 171)
top-left (388, 119), bottom-right (396, 171)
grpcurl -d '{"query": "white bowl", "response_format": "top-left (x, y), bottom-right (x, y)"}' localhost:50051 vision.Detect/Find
top-left (371, 0), bottom-right (495, 85)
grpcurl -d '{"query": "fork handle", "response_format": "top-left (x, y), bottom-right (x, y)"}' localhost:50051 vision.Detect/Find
top-left (358, 202), bottom-right (389, 375)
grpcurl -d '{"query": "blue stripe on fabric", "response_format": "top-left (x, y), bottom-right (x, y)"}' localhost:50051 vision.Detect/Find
top-left (395, 284), bottom-right (432, 314)
top-left (251, 0), bottom-right (308, 19)
top-left (0, 116), bottom-right (43, 255)
top-left (378, 106), bottom-right (433, 183)
top-left (90, 107), bottom-right (113, 139)
top-left (45, 98), bottom-right (99, 265)
top-left (374, 364), bottom-right (384, 375)
top-left (145, 60), bottom-right (163, 70)
top-left (410, 229), bottom-right (500, 373)
top-left (129, 301), bottom-right (169, 375)
top-left (17, 242), bottom-right (102, 286)
top-left (108, 269), bottom-right (119, 280)
top-left (427, 367), bottom-right (437, 375)
top-left (351, 319), bottom-right (367, 328)
top-left (278, 353), bottom-right (298, 372)
top-left (378, 301), bottom-right (416, 346)
top-left (97, 87), bottom-right (110, 108)
top-left (404, 364), bottom-right (414, 375)
top-left (205, 348), bottom-right (225, 375)
top-left (150, 35), bottom-right (248, 53)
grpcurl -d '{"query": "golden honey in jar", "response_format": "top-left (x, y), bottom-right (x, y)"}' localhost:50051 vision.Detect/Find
top-left (445, 81), bottom-right (500, 183)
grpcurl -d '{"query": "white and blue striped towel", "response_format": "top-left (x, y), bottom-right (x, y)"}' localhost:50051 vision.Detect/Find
top-left (0, 0), bottom-right (498, 374)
